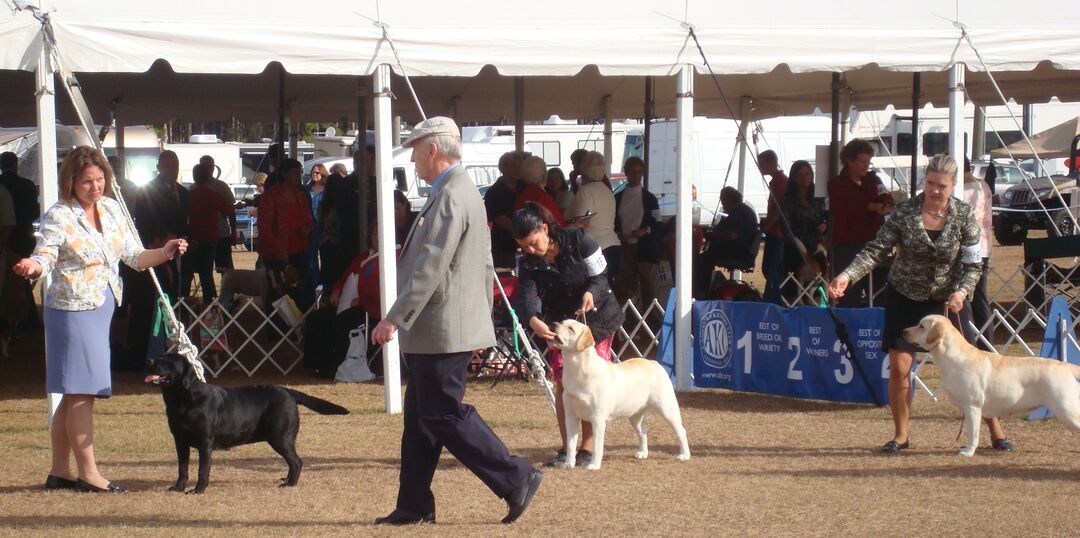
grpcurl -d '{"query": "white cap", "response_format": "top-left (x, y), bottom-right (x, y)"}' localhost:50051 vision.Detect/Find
top-left (401, 116), bottom-right (460, 148)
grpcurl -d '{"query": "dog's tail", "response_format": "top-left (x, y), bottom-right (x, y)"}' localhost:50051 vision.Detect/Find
top-left (285, 389), bottom-right (349, 415)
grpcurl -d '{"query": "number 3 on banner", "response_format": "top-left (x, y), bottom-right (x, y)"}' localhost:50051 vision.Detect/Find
top-left (786, 337), bottom-right (803, 380)
top-left (738, 331), bottom-right (752, 374)
top-left (833, 340), bottom-right (853, 384)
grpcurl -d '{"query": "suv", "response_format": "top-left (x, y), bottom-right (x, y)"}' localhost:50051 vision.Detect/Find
top-left (993, 174), bottom-right (1079, 245)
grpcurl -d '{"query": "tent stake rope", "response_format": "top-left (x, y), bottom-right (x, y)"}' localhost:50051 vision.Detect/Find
top-left (29, 5), bottom-right (205, 381)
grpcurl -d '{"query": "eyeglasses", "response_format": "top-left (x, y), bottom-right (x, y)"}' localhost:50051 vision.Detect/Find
top-left (311, 171), bottom-right (323, 177)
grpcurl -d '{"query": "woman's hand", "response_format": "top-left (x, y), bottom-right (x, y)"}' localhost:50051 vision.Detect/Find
top-left (529, 316), bottom-right (556, 340)
top-left (12, 258), bottom-right (42, 279)
top-left (577, 291), bottom-right (595, 316)
top-left (826, 273), bottom-right (850, 300)
top-left (817, 223), bottom-right (827, 233)
top-left (164, 238), bottom-right (188, 260)
top-left (946, 290), bottom-right (966, 313)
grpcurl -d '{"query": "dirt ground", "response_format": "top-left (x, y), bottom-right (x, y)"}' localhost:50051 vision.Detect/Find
top-left (2, 235), bottom-right (1079, 536)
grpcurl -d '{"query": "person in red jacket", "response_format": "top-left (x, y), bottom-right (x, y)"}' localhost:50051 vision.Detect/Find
top-left (514, 155), bottom-right (564, 225)
top-left (827, 139), bottom-right (894, 308)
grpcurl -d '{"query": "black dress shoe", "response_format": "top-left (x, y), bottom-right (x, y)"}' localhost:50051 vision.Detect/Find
top-left (373, 510), bottom-right (435, 525)
top-left (75, 478), bottom-right (128, 493)
top-left (880, 440), bottom-right (910, 454)
top-left (992, 438), bottom-right (1015, 452)
top-left (503, 468), bottom-right (543, 524)
top-left (44, 475), bottom-right (78, 490)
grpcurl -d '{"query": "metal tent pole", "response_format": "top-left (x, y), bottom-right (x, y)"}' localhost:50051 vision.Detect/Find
top-left (675, 65), bottom-right (695, 392)
top-left (949, 64), bottom-right (966, 197)
top-left (374, 64), bottom-right (402, 414)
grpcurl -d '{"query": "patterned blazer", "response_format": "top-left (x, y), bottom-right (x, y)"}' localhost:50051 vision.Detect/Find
top-left (30, 197), bottom-right (146, 311)
top-left (841, 193), bottom-right (982, 302)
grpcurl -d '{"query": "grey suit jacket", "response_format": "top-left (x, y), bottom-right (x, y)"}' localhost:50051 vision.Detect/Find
top-left (385, 164), bottom-right (497, 354)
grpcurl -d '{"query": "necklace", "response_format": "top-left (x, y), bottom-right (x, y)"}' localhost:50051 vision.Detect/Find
top-left (922, 205), bottom-right (946, 219)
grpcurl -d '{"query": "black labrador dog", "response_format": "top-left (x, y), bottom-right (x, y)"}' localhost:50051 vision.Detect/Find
top-left (145, 353), bottom-right (348, 494)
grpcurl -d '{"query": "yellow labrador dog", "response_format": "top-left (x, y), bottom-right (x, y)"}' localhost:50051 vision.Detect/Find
top-left (552, 319), bottom-right (690, 470)
top-left (904, 314), bottom-right (1080, 456)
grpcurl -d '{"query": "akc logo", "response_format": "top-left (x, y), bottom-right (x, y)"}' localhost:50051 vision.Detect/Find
top-left (699, 309), bottom-right (733, 370)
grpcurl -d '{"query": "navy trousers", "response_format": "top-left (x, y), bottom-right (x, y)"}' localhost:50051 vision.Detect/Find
top-left (395, 351), bottom-right (531, 515)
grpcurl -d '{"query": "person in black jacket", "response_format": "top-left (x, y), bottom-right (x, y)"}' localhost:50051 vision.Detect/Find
top-left (613, 156), bottom-right (663, 308)
top-left (513, 202), bottom-right (625, 469)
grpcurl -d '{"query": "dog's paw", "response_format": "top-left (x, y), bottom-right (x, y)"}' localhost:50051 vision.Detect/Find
top-left (957, 448), bottom-right (976, 457)
top-left (168, 482), bottom-right (187, 492)
top-left (583, 463), bottom-right (602, 471)
top-left (676, 452), bottom-right (691, 461)
top-left (554, 461), bottom-right (575, 469)
top-left (186, 487), bottom-right (206, 495)
top-left (279, 481), bottom-right (298, 488)
top-left (634, 450), bottom-right (649, 459)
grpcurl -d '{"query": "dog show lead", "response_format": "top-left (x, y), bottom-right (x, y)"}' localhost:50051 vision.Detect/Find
top-left (827, 153), bottom-right (1013, 454)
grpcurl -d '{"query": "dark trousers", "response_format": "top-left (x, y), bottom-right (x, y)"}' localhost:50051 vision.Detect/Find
top-left (761, 235), bottom-right (785, 304)
top-left (602, 245), bottom-right (622, 287)
top-left (182, 240), bottom-right (217, 300)
top-left (970, 258), bottom-right (993, 351)
top-left (833, 242), bottom-right (887, 308)
top-left (396, 351), bottom-right (531, 515)
top-left (214, 236), bottom-right (234, 271)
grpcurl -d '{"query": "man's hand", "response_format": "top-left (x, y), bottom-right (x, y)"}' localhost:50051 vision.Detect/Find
top-left (372, 319), bottom-right (398, 345)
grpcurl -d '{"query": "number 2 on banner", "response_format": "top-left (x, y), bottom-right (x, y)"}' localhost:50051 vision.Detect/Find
top-left (738, 331), bottom-right (752, 374)
top-left (786, 337), bottom-right (803, 380)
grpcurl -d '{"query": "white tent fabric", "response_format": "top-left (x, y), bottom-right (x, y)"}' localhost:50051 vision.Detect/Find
top-left (1, 1), bottom-right (1080, 124)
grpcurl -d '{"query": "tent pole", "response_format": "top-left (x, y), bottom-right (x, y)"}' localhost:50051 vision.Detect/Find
top-left (643, 76), bottom-right (654, 191)
top-left (736, 96), bottom-right (750, 193)
top-left (603, 94), bottom-right (613, 171)
top-left (829, 73), bottom-right (841, 181)
top-left (949, 63), bottom-right (966, 197)
top-left (972, 106), bottom-right (986, 160)
top-left (288, 100), bottom-right (298, 160)
top-left (37, 35), bottom-right (61, 426)
top-left (675, 65), bottom-right (694, 392)
top-left (911, 73), bottom-right (921, 197)
top-left (277, 66), bottom-right (286, 153)
top-left (358, 79), bottom-right (369, 253)
top-left (114, 100), bottom-right (126, 182)
top-left (374, 64), bottom-right (402, 414)
top-left (514, 77), bottom-right (525, 152)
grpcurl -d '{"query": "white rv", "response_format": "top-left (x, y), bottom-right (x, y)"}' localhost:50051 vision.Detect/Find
top-left (464, 117), bottom-right (644, 175)
top-left (648, 116), bottom-right (833, 225)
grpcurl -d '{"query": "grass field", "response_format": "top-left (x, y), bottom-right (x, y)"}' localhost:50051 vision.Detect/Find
top-left (2, 235), bottom-right (1079, 536)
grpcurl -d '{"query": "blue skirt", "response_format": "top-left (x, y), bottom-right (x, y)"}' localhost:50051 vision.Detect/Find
top-left (45, 287), bottom-right (116, 397)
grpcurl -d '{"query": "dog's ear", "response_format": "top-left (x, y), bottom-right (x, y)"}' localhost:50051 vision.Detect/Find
top-left (924, 318), bottom-right (946, 351)
top-left (575, 324), bottom-right (596, 352)
top-left (179, 358), bottom-right (195, 390)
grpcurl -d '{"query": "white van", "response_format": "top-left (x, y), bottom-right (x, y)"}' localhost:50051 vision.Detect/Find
top-left (647, 116), bottom-right (833, 225)
top-left (464, 118), bottom-right (643, 175)
top-left (165, 142), bottom-right (243, 185)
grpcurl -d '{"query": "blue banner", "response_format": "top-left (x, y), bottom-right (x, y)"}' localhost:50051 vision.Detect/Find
top-left (693, 301), bottom-right (889, 405)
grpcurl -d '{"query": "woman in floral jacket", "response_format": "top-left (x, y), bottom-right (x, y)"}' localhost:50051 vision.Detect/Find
top-left (827, 153), bottom-right (1012, 454)
top-left (13, 147), bottom-right (186, 492)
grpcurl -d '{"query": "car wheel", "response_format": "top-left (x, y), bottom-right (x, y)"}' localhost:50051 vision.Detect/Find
top-left (1047, 210), bottom-right (1076, 237)
top-left (993, 218), bottom-right (1028, 246)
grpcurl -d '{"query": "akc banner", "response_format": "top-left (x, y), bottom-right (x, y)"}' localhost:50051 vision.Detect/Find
top-left (693, 301), bottom-right (890, 405)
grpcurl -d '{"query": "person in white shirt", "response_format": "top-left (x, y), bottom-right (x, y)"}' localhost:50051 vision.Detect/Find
top-left (614, 156), bottom-right (663, 309)
top-left (566, 151), bottom-right (620, 283)
top-left (963, 156), bottom-right (995, 352)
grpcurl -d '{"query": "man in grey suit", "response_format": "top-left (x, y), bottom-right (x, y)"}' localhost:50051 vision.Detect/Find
top-left (371, 117), bottom-right (542, 526)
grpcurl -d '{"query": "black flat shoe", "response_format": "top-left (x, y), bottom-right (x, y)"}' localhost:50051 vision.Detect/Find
top-left (880, 440), bottom-right (910, 454)
top-left (373, 510), bottom-right (435, 525)
top-left (503, 468), bottom-right (543, 524)
top-left (75, 478), bottom-right (128, 493)
top-left (44, 475), bottom-right (78, 490)
top-left (992, 438), bottom-right (1014, 452)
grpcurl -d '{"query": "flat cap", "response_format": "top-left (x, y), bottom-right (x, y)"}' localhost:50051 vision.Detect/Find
top-left (401, 116), bottom-right (460, 147)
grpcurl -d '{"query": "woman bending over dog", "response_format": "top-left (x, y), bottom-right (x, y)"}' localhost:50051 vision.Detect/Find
top-left (513, 202), bottom-right (625, 468)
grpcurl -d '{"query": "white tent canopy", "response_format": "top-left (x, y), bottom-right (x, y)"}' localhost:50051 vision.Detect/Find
top-left (1, 1), bottom-right (1080, 125)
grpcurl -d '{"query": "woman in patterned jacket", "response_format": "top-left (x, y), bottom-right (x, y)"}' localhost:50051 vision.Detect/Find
top-left (827, 153), bottom-right (1012, 454)
top-left (12, 147), bottom-right (187, 492)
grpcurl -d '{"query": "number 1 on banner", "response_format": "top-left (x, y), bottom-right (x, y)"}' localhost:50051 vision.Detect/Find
top-left (738, 330), bottom-right (752, 374)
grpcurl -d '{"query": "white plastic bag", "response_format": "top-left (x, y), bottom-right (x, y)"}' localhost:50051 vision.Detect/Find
top-left (336, 325), bottom-right (375, 383)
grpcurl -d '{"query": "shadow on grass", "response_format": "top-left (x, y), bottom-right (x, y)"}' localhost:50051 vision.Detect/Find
top-left (0, 514), bottom-right (488, 529)
top-left (677, 390), bottom-right (882, 414)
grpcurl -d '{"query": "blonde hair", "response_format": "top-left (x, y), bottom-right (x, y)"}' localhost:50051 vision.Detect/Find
top-left (253, 172), bottom-right (268, 187)
top-left (926, 153), bottom-right (959, 180)
top-left (59, 146), bottom-right (115, 203)
top-left (520, 155), bottom-right (547, 185)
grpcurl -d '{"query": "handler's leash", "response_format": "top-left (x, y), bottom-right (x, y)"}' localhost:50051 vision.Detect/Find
top-left (492, 271), bottom-right (557, 413)
top-left (825, 302), bottom-right (884, 407)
